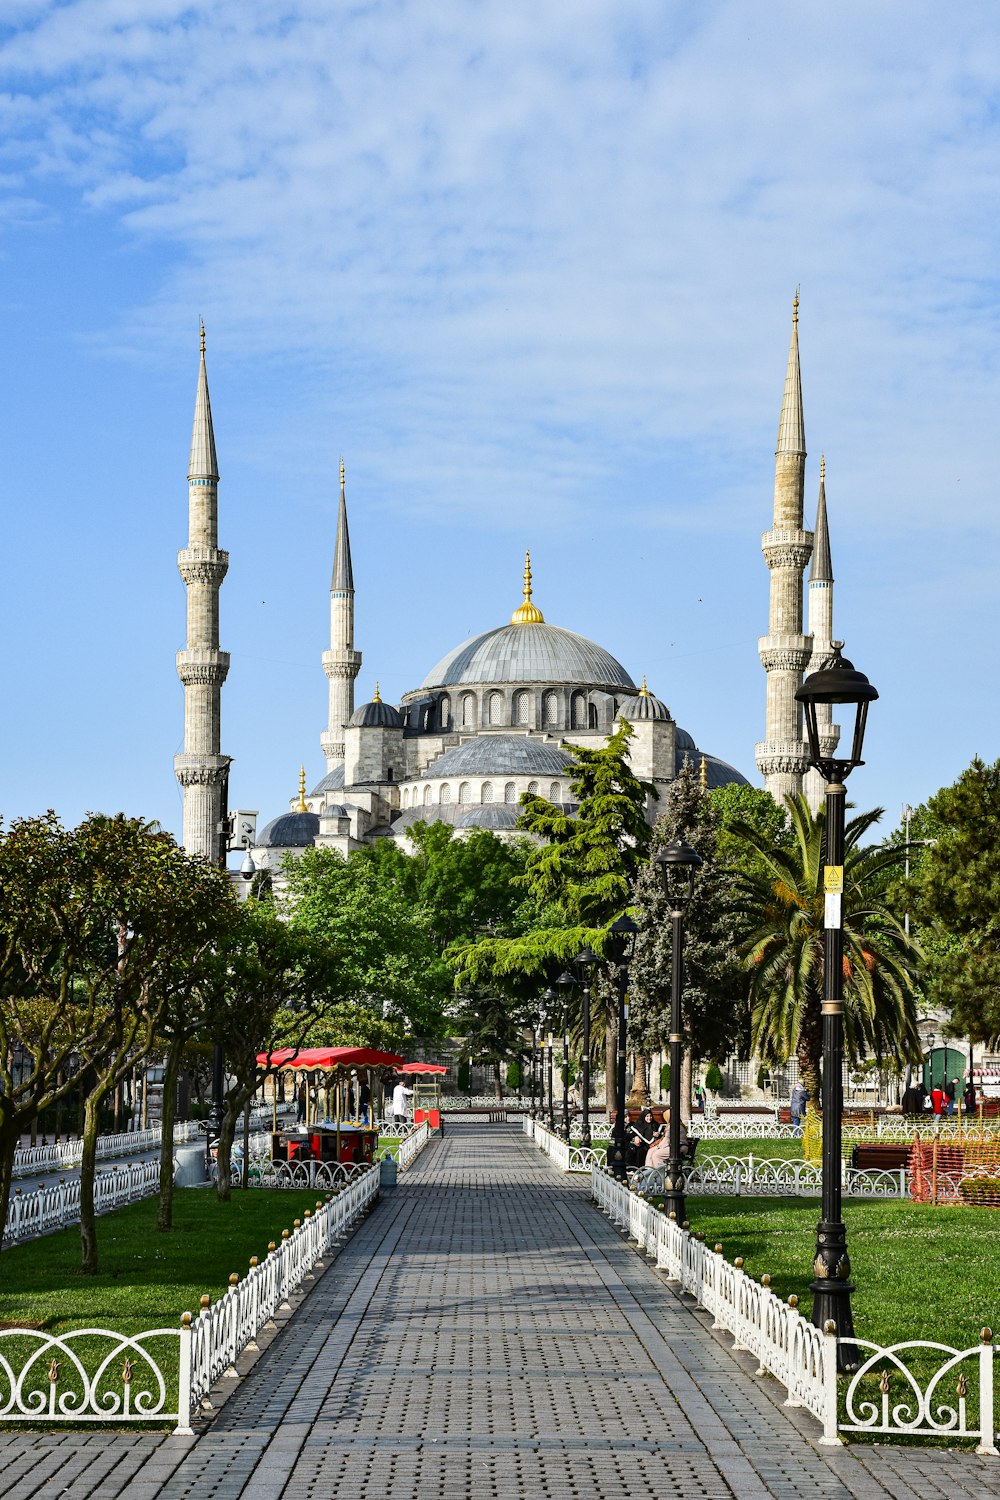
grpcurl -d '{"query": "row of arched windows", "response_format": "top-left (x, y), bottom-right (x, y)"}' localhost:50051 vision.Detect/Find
top-left (439, 688), bottom-right (609, 731)
top-left (400, 780), bottom-right (561, 808)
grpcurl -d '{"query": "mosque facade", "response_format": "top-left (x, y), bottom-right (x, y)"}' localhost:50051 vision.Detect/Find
top-left (174, 302), bottom-right (839, 874)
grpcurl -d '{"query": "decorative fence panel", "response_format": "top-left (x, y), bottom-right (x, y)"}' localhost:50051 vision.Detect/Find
top-left (590, 1165), bottom-right (998, 1454)
top-left (3, 1160), bottom-right (162, 1247)
top-left (12, 1107), bottom-right (279, 1179)
top-left (0, 1163), bottom-right (382, 1432)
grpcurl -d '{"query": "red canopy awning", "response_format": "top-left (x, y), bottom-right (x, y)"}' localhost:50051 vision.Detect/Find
top-left (398, 1062), bottom-right (448, 1075)
top-left (257, 1045), bottom-right (404, 1073)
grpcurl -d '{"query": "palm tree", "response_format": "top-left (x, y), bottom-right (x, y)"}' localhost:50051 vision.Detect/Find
top-left (732, 795), bottom-right (922, 1102)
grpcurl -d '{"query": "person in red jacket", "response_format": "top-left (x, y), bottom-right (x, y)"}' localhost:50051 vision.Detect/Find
top-left (930, 1085), bottom-right (945, 1115)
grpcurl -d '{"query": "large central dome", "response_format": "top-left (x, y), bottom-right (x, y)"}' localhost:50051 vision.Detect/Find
top-left (420, 621), bottom-right (636, 691)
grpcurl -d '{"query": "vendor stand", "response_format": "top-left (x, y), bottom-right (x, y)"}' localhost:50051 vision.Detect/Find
top-left (257, 1044), bottom-right (403, 1167)
top-left (399, 1061), bottom-right (448, 1129)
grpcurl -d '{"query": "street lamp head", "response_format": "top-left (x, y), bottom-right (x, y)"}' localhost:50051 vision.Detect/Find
top-left (529, 1011), bottom-right (540, 1027)
top-left (796, 643), bottom-right (878, 782)
top-left (606, 912), bottom-right (639, 965)
top-left (605, 912), bottom-right (638, 960)
top-left (653, 839), bottom-right (703, 910)
top-left (574, 947), bottom-right (599, 974)
top-left (555, 970), bottom-right (577, 992)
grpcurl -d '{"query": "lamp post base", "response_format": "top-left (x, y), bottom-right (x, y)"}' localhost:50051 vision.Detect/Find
top-left (608, 1141), bottom-right (628, 1181)
top-left (662, 1162), bottom-right (686, 1226)
top-left (810, 1218), bottom-right (858, 1371)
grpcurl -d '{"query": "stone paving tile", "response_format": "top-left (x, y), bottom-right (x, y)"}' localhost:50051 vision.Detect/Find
top-left (1, 1123), bottom-right (997, 1498)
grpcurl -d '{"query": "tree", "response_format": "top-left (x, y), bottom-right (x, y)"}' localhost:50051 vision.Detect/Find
top-left (452, 723), bottom-right (655, 1103)
top-left (904, 756), bottom-right (1000, 1040)
top-left (627, 765), bottom-right (747, 1112)
top-left (732, 794), bottom-right (922, 1101)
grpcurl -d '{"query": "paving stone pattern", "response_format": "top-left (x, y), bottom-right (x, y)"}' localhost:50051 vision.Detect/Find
top-left (0, 1123), bottom-right (994, 1498)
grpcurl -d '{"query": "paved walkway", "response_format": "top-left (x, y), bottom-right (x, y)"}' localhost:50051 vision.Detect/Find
top-left (0, 1123), bottom-right (994, 1499)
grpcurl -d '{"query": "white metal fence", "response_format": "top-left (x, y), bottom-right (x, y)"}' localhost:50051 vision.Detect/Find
top-left (239, 1121), bottom-right (432, 1187)
top-left (0, 1164), bottom-right (381, 1432)
top-left (590, 1166), bottom-right (998, 1453)
top-left (3, 1160), bottom-right (162, 1247)
top-left (636, 1156), bottom-right (908, 1200)
top-left (522, 1117), bottom-right (603, 1172)
top-left (12, 1106), bottom-right (281, 1179)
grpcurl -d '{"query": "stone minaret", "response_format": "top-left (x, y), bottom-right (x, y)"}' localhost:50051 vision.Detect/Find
top-left (756, 294), bottom-right (813, 805)
top-left (320, 459), bottom-right (362, 770)
top-left (803, 456), bottom-right (840, 813)
top-left (174, 322), bottom-right (231, 860)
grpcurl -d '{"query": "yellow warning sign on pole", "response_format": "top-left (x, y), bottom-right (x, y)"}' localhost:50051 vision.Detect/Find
top-left (824, 866), bottom-right (844, 894)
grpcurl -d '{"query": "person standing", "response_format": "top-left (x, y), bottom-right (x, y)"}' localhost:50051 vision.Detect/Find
top-left (964, 1077), bottom-right (977, 1115)
top-left (391, 1079), bottom-right (413, 1126)
top-left (945, 1078), bottom-right (958, 1117)
top-left (790, 1080), bottom-right (808, 1136)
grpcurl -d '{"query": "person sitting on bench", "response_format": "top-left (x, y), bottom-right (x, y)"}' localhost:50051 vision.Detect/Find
top-left (644, 1109), bottom-right (693, 1169)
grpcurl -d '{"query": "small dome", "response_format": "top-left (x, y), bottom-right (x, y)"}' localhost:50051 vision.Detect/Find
top-left (619, 692), bottom-right (671, 722)
top-left (323, 803), bottom-right (352, 819)
top-left (256, 810), bottom-right (320, 849)
top-left (424, 735), bottom-right (572, 778)
top-left (350, 698), bottom-right (403, 729)
top-left (311, 764), bottom-right (345, 796)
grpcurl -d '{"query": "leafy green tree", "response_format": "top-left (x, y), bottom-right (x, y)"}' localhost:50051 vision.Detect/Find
top-left (456, 990), bottom-right (527, 1100)
top-left (280, 846), bottom-right (448, 1038)
top-left (628, 764), bottom-right (748, 1094)
top-left (904, 756), bottom-right (1000, 1039)
top-left (452, 723), bottom-right (655, 1102)
top-left (733, 794), bottom-right (922, 1100)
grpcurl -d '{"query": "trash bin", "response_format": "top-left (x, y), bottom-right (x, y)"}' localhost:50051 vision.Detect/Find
top-left (174, 1143), bottom-right (210, 1187)
top-left (379, 1155), bottom-right (398, 1189)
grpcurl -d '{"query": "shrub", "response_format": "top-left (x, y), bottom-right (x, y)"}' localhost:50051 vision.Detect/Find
top-left (506, 1061), bottom-right (522, 1090)
top-left (705, 1063), bottom-right (724, 1094)
top-left (958, 1172), bottom-right (1000, 1206)
top-left (659, 1062), bottom-right (670, 1092)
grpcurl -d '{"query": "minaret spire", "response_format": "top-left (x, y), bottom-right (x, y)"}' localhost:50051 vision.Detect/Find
top-left (175, 322), bottom-right (231, 860)
top-left (756, 294), bottom-right (814, 805)
top-left (321, 459), bottom-right (362, 770)
top-left (803, 456), bottom-right (840, 813)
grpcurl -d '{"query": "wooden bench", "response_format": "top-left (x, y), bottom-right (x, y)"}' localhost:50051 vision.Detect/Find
top-left (850, 1143), bottom-right (910, 1172)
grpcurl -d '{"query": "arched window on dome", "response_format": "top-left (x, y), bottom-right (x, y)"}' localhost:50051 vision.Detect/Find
top-left (461, 693), bottom-right (476, 727)
top-left (402, 788), bottom-right (408, 807)
top-left (588, 701), bottom-right (599, 730)
top-left (482, 782), bottom-right (494, 804)
top-left (544, 691), bottom-right (559, 727)
top-left (459, 781), bottom-right (471, 804)
top-left (488, 691), bottom-right (504, 726)
top-left (423, 785), bottom-right (432, 806)
top-left (439, 695), bottom-right (451, 730)
top-left (527, 780), bottom-right (539, 796)
top-left (504, 782), bottom-right (516, 804)
top-left (439, 784), bottom-right (451, 804)
top-left (549, 782), bottom-right (561, 802)
top-left (571, 691), bottom-right (586, 729)
top-left (513, 690), bottom-right (530, 726)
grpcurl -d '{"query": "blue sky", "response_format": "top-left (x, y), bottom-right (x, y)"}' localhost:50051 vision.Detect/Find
top-left (2, 1), bottom-right (999, 844)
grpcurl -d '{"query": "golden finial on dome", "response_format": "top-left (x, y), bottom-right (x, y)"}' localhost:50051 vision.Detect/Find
top-left (699, 754), bottom-right (708, 792)
top-left (295, 766), bottom-right (308, 813)
top-left (510, 549), bottom-right (545, 625)
top-left (820, 452), bottom-right (826, 482)
top-left (373, 680), bottom-right (381, 702)
top-left (199, 317), bottom-right (206, 354)
top-left (340, 456), bottom-right (345, 493)
top-left (638, 675), bottom-right (650, 697)
top-left (793, 286), bottom-right (799, 325)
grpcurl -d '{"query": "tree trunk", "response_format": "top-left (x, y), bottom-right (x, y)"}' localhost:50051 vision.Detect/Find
top-left (157, 1035), bottom-right (184, 1232)
top-left (0, 1117), bottom-right (20, 1251)
top-left (604, 995), bottom-right (616, 1110)
top-left (241, 1099), bottom-right (251, 1190)
top-left (78, 1092), bottom-right (102, 1274)
top-left (680, 1050), bottom-right (693, 1128)
top-left (494, 1061), bottom-right (502, 1102)
top-left (797, 990), bottom-right (823, 1105)
top-left (628, 1053), bottom-right (650, 1107)
top-left (215, 1094), bottom-right (245, 1204)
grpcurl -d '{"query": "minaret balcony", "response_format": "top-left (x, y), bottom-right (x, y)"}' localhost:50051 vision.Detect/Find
top-left (176, 648), bottom-right (230, 686)
top-left (322, 649), bottom-right (362, 678)
top-left (754, 741), bottom-right (810, 778)
top-left (761, 529), bottom-right (813, 572)
top-left (173, 753), bottom-right (231, 787)
top-left (757, 636), bottom-right (811, 674)
top-left (178, 545), bottom-right (229, 586)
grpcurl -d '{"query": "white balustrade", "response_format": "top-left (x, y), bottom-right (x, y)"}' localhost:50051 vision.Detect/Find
top-left (590, 1165), bottom-right (998, 1453)
top-left (0, 1162), bottom-right (381, 1433)
top-left (11, 1106), bottom-right (282, 1180)
top-left (3, 1160), bottom-right (161, 1247)
top-left (523, 1117), bottom-right (602, 1173)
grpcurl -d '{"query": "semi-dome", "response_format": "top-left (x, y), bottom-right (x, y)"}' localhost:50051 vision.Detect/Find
top-left (424, 735), bottom-right (573, 778)
top-left (310, 764), bottom-right (345, 796)
top-left (420, 622), bottom-right (634, 692)
top-left (257, 810), bottom-right (320, 848)
top-left (619, 677), bottom-right (671, 722)
top-left (350, 685), bottom-right (403, 729)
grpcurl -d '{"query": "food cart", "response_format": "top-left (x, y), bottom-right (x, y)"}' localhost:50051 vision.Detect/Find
top-left (257, 1044), bottom-right (404, 1166)
top-left (399, 1061), bottom-right (448, 1130)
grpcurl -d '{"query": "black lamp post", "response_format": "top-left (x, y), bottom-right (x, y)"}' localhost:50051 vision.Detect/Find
top-left (796, 645), bottom-right (877, 1364)
top-left (606, 914), bottom-right (639, 1181)
top-left (529, 1011), bottom-right (540, 1119)
top-left (653, 839), bottom-right (703, 1224)
top-left (555, 969), bottom-right (576, 1139)
top-left (573, 948), bottom-right (598, 1148)
top-left (543, 987), bottom-right (557, 1131)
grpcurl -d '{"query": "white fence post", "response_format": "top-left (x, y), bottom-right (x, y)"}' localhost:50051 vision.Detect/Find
top-left (977, 1329), bottom-right (998, 1456)
top-left (819, 1325), bottom-right (842, 1445)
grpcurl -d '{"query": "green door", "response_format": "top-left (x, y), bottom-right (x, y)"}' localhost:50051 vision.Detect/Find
top-left (923, 1046), bottom-right (966, 1092)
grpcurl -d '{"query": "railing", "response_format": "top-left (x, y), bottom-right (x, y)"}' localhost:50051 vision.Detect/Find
top-left (635, 1156), bottom-right (908, 1200)
top-left (522, 1117), bottom-right (603, 1173)
top-left (395, 1121), bottom-right (431, 1170)
top-left (237, 1122), bottom-right (432, 1188)
top-left (590, 1166), bottom-right (998, 1453)
top-left (11, 1106), bottom-right (284, 1179)
top-left (3, 1160), bottom-right (161, 1247)
top-left (0, 1164), bottom-right (381, 1432)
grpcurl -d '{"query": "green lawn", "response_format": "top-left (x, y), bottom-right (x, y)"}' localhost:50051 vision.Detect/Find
top-left (685, 1196), bottom-right (1000, 1351)
top-left (0, 1187), bottom-right (328, 1334)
